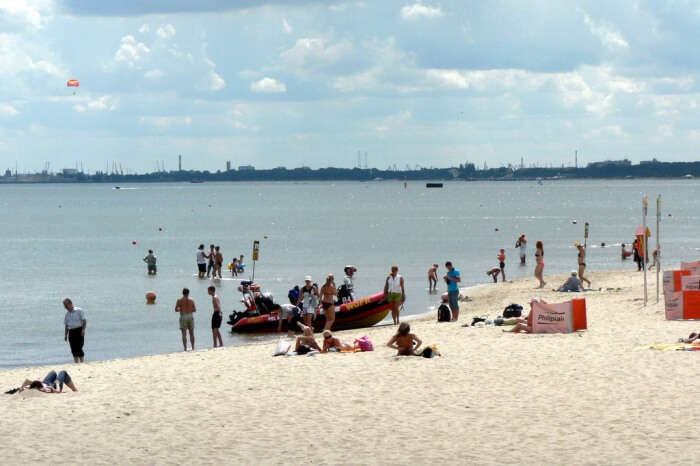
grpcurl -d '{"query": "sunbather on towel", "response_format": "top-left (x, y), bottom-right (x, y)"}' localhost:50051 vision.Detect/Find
top-left (321, 330), bottom-right (355, 352)
top-left (680, 332), bottom-right (700, 344)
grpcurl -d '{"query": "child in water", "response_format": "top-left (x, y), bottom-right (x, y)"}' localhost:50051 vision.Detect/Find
top-left (386, 322), bottom-right (422, 356)
top-left (498, 248), bottom-right (506, 281)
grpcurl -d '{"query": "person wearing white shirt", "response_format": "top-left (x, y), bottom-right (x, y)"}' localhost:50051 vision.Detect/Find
top-left (63, 298), bottom-right (86, 363)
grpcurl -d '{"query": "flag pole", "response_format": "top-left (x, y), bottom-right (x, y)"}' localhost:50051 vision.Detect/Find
top-left (642, 196), bottom-right (648, 306)
top-left (656, 195), bottom-right (661, 304)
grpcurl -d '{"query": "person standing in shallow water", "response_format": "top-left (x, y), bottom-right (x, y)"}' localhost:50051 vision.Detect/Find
top-left (428, 264), bottom-right (438, 292)
top-left (384, 265), bottom-right (405, 325)
top-left (196, 244), bottom-right (207, 278)
top-left (516, 234), bottom-right (527, 265)
top-left (175, 288), bottom-right (196, 351)
top-left (63, 298), bottom-right (86, 363)
top-left (143, 249), bottom-right (157, 275)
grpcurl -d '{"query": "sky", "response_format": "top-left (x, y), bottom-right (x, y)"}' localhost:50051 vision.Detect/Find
top-left (0, 0), bottom-right (699, 173)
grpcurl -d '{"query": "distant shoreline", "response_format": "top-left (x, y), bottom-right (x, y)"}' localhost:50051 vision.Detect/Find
top-left (1, 159), bottom-right (698, 184)
top-left (0, 175), bottom-right (697, 185)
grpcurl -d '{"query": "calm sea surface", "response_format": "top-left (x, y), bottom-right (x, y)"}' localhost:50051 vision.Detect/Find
top-left (1, 179), bottom-right (698, 368)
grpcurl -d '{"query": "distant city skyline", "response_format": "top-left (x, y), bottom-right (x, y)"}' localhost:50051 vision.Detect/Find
top-left (1, 1), bottom-right (699, 173)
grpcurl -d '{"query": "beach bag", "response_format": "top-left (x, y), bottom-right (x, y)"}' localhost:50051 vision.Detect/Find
top-left (437, 304), bottom-right (451, 322)
top-left (503, 304), bottom-right (523, 318)
top-left (354, 336), bottom-right (374, 351)
top-left (273, 339), bottom-right (291, 356)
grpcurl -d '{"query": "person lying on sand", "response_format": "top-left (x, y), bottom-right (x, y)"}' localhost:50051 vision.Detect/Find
top-left (294, 322), bottom-right (321, 354)
top-left (321, 330), bottom-right (355, 352)
top-left (6, 370), bottom-right (77, 394)
top-left (386, 322), bottom-right (422, 356)
top-left (680, 332), bottom-right (700, 344)
top-left (502, 316), bottom-right (531, 333)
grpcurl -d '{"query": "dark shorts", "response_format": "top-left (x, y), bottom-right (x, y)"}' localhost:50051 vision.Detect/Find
top-left (68, 327), bottom-right (84, 358)
top-left (216, 262), bottom-right (223, 268)
top-left (321, 302), bottom-right (333, 310)
top-left (499, 261), bottom-right (505, 269)
top-left (448, 290), bottom-right (460, 311)
top-left (198, 263), bottom-right (206, 273)
top-left (211, 312), bottom-right (222, 329)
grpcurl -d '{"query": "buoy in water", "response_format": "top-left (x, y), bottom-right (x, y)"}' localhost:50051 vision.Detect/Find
top-left (158, 227), bottom-right (163, 231)
top-left (132, 240), bottom-right (137, 245)
top-left (572, 220), bottom-right (577, 224)
top-left (264, 235), bottom-right (269, 239)
top-left (494, 227), bottom-right (499, 231)
top-left (145, 291), bottom-right (157, 304)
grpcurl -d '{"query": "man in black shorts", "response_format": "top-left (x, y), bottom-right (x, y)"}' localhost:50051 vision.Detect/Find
top-left (208, 286), bottom-right (223, 347)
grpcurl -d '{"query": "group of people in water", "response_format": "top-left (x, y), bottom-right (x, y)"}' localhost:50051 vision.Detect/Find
top-left (195, 244), bottom-right (244, 279)
top-left (479, 234), bottom-right (597, 291)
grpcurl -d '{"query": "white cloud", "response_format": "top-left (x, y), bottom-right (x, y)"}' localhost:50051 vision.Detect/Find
top-left (0, 0), bottom-right (52, 29)
top-left (138, 23), bottom-right (149, 33)
top-left (144, 68), bottom-right (164, 80)
top-left (251, 77), bottom-right (287, 93)
top-left (114, 35), bottom-right (150, 67)
top-left (207, 70), bottom-right (226, 91)
top-left (376, 110), bottom-right (411, 134)
top-left (156, 23), bottom-right (176, 39)
top-left (0, 32), bottom-right (65, 78)
top-left (281, 37), bottom-right (353, 76)
top-left (0, 102), bottom-right (18, 116)
top-left (72, 95), bottom-right (117, 113)
top-left (140, 115), bottom-right (192, 128)
top-left (583, 13), bottom-right (629, 50)
top-left (401, 3), bottom-right (443, 21)
top-left (282, 18), bottom-right (292, 33)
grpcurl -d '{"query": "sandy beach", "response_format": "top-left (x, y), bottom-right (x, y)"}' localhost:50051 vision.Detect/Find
top-left (2, 269), bottom-right (699, 465)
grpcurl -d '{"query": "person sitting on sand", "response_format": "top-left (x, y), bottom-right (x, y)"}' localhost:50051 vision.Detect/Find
top-left (294, 322), bottom-right (321, 354)
top-left (558, 271), bottom-right (582, 292)
top-left (8, 370), bottom-right (78, 394)
top-left (486, 267), bottom-right (501, 283)
top-left (321, 330), bottom-right (355, 352)
top-left (386, 322), bottom-right (422, 356)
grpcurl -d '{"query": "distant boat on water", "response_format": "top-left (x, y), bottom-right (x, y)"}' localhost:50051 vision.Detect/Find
top-left (190, 180), bottom-right (204, 183)
top-left (682, 174), bottom-right (694, 179)
top-left (426, 183), bottom-right (443, 188)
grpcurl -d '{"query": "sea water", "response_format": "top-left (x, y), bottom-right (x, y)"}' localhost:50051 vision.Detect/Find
top-left (0, 179), bottom-right (698, 368)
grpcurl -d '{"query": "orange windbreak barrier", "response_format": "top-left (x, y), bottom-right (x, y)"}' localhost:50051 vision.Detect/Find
top-left (663, 270), bottom-right (692, 293)
top-left (529, 298), bottom-right (587, 334)
top-left (682, 261), bottom-right (700, 275)
top-left (681, 275), bottom-right (700, 291)
top-left (665, 291), bottom-right (700, 320)
top-left (571, 298), bottom-right (587, 330)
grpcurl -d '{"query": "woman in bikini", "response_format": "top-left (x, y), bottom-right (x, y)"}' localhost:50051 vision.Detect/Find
top-left (534, 240), bottom-right (545, 288)
top-left (320, 274), bottom-right (338, 331)
top-left (386, 322), bottom-right (422, 356)
top-left (576, 242), bottom-right (592, 289)
top-left (321, 330), bottom-right (354, 352)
